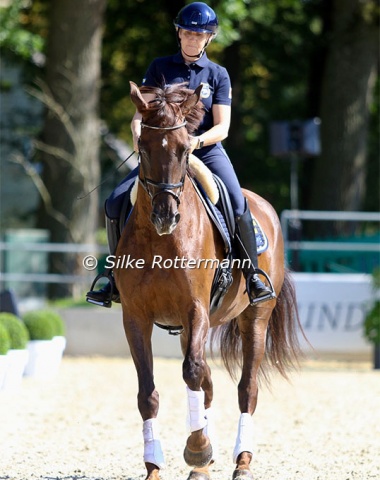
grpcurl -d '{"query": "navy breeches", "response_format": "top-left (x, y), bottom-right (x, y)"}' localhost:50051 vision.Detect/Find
top-left (105, 143), bottom-right (245, 219)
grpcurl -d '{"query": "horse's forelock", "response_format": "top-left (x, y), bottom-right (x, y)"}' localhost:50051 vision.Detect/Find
top-left (139, 84), bottom-right (204, 133)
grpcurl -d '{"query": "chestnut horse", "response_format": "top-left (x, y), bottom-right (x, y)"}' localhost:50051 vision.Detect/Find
top-left (114, 82), bottom-right (301, 480)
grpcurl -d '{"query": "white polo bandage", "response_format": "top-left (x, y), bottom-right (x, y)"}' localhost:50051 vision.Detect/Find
top-left (232, 413), bottom-right (254, 463)
top-left (186, 386), bottom-right (207, 433)
top-left (204, 407), bottom-right (218, 461)
top-left (143, 418), bottom-right (166, 469)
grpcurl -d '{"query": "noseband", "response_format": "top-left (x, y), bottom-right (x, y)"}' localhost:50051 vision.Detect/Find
top-left (139, 121), bottom-right (188, 207)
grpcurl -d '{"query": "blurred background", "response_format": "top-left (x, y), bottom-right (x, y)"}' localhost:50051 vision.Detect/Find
top-left (0, 0), bottom-right (379, 362)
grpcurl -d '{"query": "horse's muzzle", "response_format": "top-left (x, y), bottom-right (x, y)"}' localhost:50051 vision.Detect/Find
top-left (151, 211), bottom-right (181, 235)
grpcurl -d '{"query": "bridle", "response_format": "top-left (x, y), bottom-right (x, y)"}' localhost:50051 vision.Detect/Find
top-left (138, 120), bottom-right (189, 207)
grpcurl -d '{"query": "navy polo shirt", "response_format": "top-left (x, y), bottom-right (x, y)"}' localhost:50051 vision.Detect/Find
top-left (142, 51), bottom-right (232, 134)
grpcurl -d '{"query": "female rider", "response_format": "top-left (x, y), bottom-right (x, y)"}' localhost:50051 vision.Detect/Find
top-left (86, 2), bottom-right (274, 307)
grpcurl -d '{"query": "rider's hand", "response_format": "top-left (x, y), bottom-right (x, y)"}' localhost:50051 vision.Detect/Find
top-left (133, 134), bottom-right (140, 153)
top-left (189, 136), bottom-right (199, 153)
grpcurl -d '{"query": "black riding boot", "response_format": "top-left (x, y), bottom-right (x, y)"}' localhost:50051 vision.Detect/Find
top-left (86, 217), bottom-right (121, 308)
top-left (235, 200), bottom-right (276, 305)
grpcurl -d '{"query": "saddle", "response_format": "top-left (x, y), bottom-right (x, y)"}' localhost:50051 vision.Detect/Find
top-left (187, 155), bottom-right (269, 313)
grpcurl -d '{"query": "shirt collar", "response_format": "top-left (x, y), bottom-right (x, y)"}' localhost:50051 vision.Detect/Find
top-left (173, 51), bottom-right (208, 68)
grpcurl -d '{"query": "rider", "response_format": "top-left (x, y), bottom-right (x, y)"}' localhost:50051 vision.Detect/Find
top-left (86, 2), bottom-right (275, 308)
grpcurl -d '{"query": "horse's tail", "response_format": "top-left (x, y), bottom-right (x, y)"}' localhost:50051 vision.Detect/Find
top-left (210, 269), bottom-right (304, 382)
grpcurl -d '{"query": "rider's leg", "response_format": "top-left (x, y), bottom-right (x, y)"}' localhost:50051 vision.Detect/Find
top-left (86, 167), bottom-right (139, 307)
top-left (199, 144), bottom-right (275, 304)
top-left (107, 166), bottom-right (139, 218)
top-left (235, 199), bottom-right (275, 304)
top-left (86, 216), bottom-right (120, 307)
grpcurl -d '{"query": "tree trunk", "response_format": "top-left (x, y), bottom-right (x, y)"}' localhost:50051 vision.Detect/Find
top-left (37, 0), bottom-right (107, 298)
top-left (309, 0), bottom-right (378, 232)
top-left (374, 344), bottom-right (380, 370)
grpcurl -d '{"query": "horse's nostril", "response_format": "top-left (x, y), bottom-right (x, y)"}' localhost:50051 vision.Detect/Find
top-left (150, 210), bottom-right (180, 235)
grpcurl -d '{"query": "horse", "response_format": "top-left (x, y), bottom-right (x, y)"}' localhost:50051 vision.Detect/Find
top-left (113, 81), bottom-right (302, 480)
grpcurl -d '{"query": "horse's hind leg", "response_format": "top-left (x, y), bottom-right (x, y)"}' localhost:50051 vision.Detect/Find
top-left (232, 305), bottom-right (273, 479)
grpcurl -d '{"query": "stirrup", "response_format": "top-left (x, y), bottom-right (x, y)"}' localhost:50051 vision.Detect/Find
top-left (246, 267), bottom-right (276, 306)
top-left (86, 271), bottom-right (115, 308)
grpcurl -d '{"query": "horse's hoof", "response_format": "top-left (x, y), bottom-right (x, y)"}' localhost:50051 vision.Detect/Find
top-left (186, 471), bottom-right (211, 480)
top-left (232, 469), bottom-right (254, 480)
top-left (183, 442), bottom-right (213, 467)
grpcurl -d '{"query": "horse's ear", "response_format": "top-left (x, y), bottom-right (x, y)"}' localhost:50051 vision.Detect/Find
top-left (130, 81), bottom-right (148, 112)
top-left (181, 84), bottom-right (203, 115)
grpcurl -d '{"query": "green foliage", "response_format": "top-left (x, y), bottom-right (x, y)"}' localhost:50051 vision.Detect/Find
top-left (0, 0), bottom-right (44, 60)
top-left (0, 322), bottom-right (11, 355)
top-left (99, 0), bottom-right (323, 212)
top-left (23, 310), bottom-right (66, 340)
top-left (364, 301), bottom-right (380, 345)
top-left (0, 313), bottom-right (29, 350)
top-left (5, 0), bottom-right (380, 217)
top-left (364, 268), bottom-right (380, 345)
top-left (216, 0), bottom-right (249, 45)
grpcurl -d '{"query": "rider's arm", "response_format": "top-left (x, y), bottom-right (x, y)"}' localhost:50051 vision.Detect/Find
top-left (190, 104), bottom-right (231, 152)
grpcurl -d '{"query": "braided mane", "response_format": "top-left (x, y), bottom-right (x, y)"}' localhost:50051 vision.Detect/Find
top-left (139, 84), bottom-right (205, 135)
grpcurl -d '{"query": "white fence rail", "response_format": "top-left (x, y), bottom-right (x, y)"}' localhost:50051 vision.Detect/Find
top-left (280, 210), bottom-right (380, 272)
top-left (0, 242), bottom-right (108, 285)
top-left (1, 210), bottom-right (379, 287)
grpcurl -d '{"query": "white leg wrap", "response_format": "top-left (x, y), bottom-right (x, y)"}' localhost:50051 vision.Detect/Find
top-left (143, 418), bottom-right (166, 469)
top-left (186, 386), bottom-right (207, 433)
top-left (233, 413), bottom-right (254, 464)
top-left (204, 407), bottom-right (218, 462)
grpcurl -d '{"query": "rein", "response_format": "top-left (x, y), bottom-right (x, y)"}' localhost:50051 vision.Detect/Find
top-left (139, 120), bottom-right (188, 206)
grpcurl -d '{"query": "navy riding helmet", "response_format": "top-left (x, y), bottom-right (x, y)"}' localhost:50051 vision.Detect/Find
top-left (174, 2), bottom-right (218, 35)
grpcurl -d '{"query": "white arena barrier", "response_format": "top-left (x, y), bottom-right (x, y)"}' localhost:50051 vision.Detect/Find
top-left (61, 273), bottom-right (374, 358)
top-left (294, 273), bottom-right (373, 356)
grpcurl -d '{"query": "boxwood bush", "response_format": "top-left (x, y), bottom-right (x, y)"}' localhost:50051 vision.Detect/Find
top-left (0, 322), bottom-right (11, 355)
top-left (23, 310), bottom-right (65, 340)
top-left (49, 311), bottom-right (66, 337)
top-left (0, 313), bottom-right (29, 350)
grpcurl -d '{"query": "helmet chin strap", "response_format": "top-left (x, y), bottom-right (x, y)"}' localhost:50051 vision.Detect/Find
top-left (181, 47), bottom-right (203, 59)
top-left (179, 35), bottom-right (213, 61)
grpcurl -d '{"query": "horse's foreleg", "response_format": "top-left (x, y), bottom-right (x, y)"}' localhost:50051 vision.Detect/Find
top-left (123, 315), bottom-right (165, 478)
top-left (232, 308), bottom-right (271, 480)
top-left (181, 315), bottom-right (213, 470)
